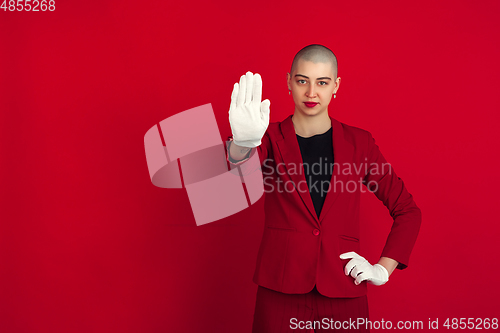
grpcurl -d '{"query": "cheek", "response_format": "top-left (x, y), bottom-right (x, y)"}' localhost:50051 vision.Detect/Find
top-left (322, 93), bottom-right (333, 103)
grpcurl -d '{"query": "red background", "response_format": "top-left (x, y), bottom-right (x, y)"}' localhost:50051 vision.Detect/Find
top-left (1, 0), bottom-right (499, 332)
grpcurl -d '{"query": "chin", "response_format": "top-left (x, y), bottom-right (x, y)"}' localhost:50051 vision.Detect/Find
top-left (300, 107), bottom-right (322, 116)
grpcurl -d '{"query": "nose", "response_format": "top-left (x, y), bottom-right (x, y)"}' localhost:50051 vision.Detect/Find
top-left (306, 84), bottom-right (317, 98)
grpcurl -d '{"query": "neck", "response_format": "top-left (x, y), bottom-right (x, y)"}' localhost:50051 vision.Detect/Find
top-left (292, 111), bottom-right (332, 138)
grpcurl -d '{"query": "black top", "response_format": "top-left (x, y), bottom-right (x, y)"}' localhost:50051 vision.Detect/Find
top-left (296, 127), bottom-right (334, 219)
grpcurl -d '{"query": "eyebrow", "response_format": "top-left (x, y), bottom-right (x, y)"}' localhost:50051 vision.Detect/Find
top-left (295, 74), bottom-right (332, 80)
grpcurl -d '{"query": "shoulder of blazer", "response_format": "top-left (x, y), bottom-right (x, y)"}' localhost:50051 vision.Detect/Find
top-left (344, 126), bottom-right (373, 165)
top-left (338, 120), bottom-right (372, 142)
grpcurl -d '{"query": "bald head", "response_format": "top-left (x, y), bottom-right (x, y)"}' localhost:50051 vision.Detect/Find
top-left (290, 44), bottom-right (338, 78)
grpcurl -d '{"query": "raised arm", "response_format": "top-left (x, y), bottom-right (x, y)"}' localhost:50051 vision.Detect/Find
top-left (228, 140), bottom-right (252, 162)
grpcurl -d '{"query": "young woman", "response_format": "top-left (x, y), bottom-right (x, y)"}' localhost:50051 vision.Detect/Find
top-left (226, 44), bottom-right (421, 332)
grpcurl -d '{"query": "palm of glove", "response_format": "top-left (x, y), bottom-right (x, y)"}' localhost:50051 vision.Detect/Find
top-left (339, 251), bottom-right (389, 286)
top-left (229, 71), bottom-right (271, 148)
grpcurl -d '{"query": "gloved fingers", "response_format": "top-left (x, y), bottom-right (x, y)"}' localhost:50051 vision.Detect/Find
top-left (355, 272), bottom-right (368, 285)
top-left (252, 73), bottom-right (263, 109)
top-left (349, 261), bottom-right (369, 279)
top-left (346, 258), bottom-right (370, 277)
top-left (344, 258), bottom-right (360, 276)
top-left (237, 74), bottom-right (247, 107)
top-left (245, 71), bottom-right (254, 105)
top-left (260, 99), bottom-right (270, 126)
top-left (339, 251), bottom-right (361, 260)
top-left (349, 265), bottom-right (362, 279)
top-left (230, 82), bottom-right (239, 112)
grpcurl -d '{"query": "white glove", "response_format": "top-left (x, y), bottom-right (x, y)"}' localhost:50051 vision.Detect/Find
top-left (228, 71), bottom-right (271, 148)
top-left (339, 251), bottom-right (389, 286)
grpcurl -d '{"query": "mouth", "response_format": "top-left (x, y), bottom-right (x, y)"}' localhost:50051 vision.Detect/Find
top-left (304, 102), bottom-right (318, 108)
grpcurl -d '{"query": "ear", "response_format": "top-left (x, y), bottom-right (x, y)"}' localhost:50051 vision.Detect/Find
top-left (334, 76), bottom-right (341, 92)
top-left (286, 72), bottom-right (291, 90)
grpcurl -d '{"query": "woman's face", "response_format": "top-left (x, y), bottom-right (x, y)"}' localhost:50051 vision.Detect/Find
top-left (287, 59), bottom-right (340, 116)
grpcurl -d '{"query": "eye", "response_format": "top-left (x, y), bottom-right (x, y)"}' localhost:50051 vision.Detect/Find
top-left (297, 79), bottom-right (306, 84)
top-left (318, 81), bottom-right (328, 86)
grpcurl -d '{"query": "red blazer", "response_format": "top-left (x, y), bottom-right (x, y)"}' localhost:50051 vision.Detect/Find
top-left (226, 114), bottom-right (421, 298)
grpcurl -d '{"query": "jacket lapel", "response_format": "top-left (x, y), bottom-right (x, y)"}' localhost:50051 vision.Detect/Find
top-left (275, 114), bottom-right (354, 226)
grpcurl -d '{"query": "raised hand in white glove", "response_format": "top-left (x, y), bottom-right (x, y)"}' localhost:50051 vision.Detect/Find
top-left (229, 71), bottom-right (271, 148)
top-left (339, 252), bottom-right (389, 286)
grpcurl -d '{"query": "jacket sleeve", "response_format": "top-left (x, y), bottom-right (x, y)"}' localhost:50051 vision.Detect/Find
top-left (225, 131), bottom-right (271, 167)
top-left (362, 132), bottom-right (422, 270)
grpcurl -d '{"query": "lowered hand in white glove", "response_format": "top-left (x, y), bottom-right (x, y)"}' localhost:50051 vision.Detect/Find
top-left (229, 71), bottom-right (271, 148)
top-left (340, 252), bottom-right (389, 286)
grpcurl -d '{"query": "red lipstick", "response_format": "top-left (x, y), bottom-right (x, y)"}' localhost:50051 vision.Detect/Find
top-left (304, 102), bottom-right (318, 108)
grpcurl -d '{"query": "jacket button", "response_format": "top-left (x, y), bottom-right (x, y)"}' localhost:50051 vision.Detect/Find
top-left (313, 229), bottom-right (320, 236)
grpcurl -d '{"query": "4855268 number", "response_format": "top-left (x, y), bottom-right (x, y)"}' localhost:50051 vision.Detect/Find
top-left (1, 0), bottom-right (55, 11)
